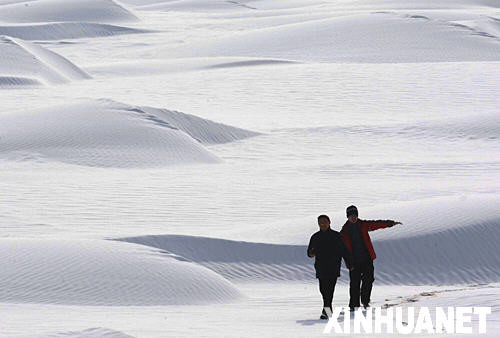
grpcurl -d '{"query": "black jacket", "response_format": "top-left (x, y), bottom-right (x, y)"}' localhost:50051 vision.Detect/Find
top-left (307, 228), bottom-right (353, 278)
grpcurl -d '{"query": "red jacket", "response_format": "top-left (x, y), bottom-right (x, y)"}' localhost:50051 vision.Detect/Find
top-left (340, 219), bottom-right (395, 268)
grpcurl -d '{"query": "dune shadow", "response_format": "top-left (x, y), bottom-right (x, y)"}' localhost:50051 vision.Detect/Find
top-left (296, 319), bottom-right (326, 326)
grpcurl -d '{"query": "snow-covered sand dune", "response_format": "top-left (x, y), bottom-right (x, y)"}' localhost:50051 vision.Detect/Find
top-left (0, 22), bottom-right (152, 41)
top-left (450, 16), bottom-right (500, 40)
top-left (0, 35), bottom-right (90, 86)
top-left (116, 235), bottom-right (315, 281)
top-left (116, 100), bottom-right (260, 144)
top-left (118, 195), bottom-right (500, 284)
top-left (155, 12), bottom-right (500, 62)
top-left (0, 0), bottom-right (138, 23)
top-left (0, 99), bottom-right (258, 167)
top-left (0, 238), bottom-right (241, 305)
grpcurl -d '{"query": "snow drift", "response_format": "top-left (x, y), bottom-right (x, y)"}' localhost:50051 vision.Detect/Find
top-left (25, 328), bottom-right (135, 338)
top-left (287, 112), bottom-right (500, 142)
top-left (0, 22), bottom-right (151, 41)
top-left (86, 57), bottom-right (298, 77)
top-left (0, 239), bottom-right (241, 305)
top-left (0, 99), bottom-right (259, 167)
top-left (0, 0), bottom-right (138, 24)
top-left (158, 12), bottom-right (500, 62)
top-left (0, 35), bottom-right (90, 86)
top-left (118, 195), bottom-right (500, 284)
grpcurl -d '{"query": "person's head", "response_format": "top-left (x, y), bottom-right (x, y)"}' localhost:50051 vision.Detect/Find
top-left (346, 205), bottom-right (358, 223)
top-left (317, 214), bottom-right (331, 232)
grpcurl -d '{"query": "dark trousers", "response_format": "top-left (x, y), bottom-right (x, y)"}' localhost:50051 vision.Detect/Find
top-left (318, 277), bottom-right (337, 309)
top-left (349, 260), bottom-right (374, 308)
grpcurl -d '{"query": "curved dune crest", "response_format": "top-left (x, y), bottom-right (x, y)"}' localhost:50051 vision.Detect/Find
top-left (0, 99), bottom-right (258, 167)
top-left (0, 239), bottom-right (241, 305)
top-left (0, 0), bottom-right (138, 23)
top-left (0, 22), bottom-right (152, 41)
top-left (106, 100), bottom-right (261, 144)
top-left (0, 35), bottom-right (91, 86)
top-left (450, 16), bottom-right (500, 40)
top-left (161, 13), bottom-right (500, 62)
top-left (117, 234), bottom-right (314, 281)
top-left (118, 195), bottom-right (500, 284)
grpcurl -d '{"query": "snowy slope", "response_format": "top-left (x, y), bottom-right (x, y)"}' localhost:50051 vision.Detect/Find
top-left (225, 194), bottom-right (500, 244)
top-left (0, 35), bottom-right (90, 86)
top-left (0, 22), bottom-right (152, 41)
top-left (0, 238), bottom-right (241, 305)
top-left (0, 0), bottom-right (138, 23)
top-left (118, 194), bottom-right (500, 284)
top-left (154, 12), bottom-right (500, 63)
top-left (0, 99), bottom-right (258, 167)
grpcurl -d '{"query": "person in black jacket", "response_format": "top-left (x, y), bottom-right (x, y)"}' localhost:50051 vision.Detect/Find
top-left (308, 214), bottom-right (353, 319)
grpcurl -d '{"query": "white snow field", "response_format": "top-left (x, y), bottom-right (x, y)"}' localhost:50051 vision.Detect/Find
top-left (0, 0), bottom-right (499, 336)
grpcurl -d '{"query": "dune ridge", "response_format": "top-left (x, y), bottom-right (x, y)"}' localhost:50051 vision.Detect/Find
top-left (0, 22), bottom-right (152, 41)
top-left (0, 35), bottom-right (91, 86)
top-left (0, 99), bottom-right (259, 167)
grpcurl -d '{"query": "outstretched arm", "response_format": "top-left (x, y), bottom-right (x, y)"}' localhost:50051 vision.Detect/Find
top-left (364, 220), bottom-right (403, 231)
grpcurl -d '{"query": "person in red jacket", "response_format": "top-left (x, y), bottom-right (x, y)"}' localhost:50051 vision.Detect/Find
top-left (340, 205), bottom-right (402, 311)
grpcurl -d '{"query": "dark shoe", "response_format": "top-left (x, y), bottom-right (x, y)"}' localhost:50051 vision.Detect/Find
top-left (349, 306), bottom-right (356, 312)
top-left (363, 303), bottom-right (370, 309)
top-left (320, 308), bottom-right (328, 320)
